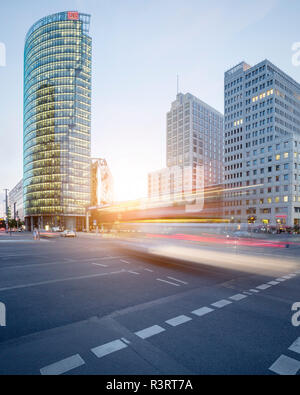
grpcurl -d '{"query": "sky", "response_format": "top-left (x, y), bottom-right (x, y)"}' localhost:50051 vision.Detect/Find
top-left (0, 0), bottom-right (300, 215)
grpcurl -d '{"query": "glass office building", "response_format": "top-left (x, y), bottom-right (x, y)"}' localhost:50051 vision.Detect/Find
top-left (23, 11), bottom-right (92, 230)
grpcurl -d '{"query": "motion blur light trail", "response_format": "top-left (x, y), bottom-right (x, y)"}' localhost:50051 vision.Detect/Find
top-left (145, 233), bottom-right (297, 249)
top-left (146, 244), bottom-right (299, 276)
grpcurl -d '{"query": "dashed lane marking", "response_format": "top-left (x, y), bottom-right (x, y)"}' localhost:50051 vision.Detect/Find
top-left (256, 284), bottom-right (271, 290)
top-left (38, 271), bottom-right (299, 374)
top-left (121, 338), bottom-right (131, 345)
top-left (157, 278), bottom-right (181, 287)
top-left (167, 276), bottom-right (188, 285)
top-left (91, 340), bottom-right (128, 359)
top-left (40, 354), bottom-right (85, 376)
top-left (0, 270), bottom-right (126, 292)
top-left (229, 294), bottom-right (248, 301)
top-left (269, 355), bottom-right (300, 375)
top-left (121, 260), bottom-right (131, 264)
top-left (165, 315), bottom-right (192, 327)
top-left (128, 271), bottom-right (140, 275)
top-left (144, 269), bottom-right (154, 273)
top-left (92, 263), bottom-right (108, 268)
top-left (192, 307), bottom-right (214, 317)
top-left (288, 337), bottom-right (300, 354)
top-left (211, 299), bottom-right (232, 308)
top-left (268, 281), bottom-right (280, 286)
top-left (275, 278), bottom-right (286, 282)
top-left (135, 325), bottom-right (165, 340)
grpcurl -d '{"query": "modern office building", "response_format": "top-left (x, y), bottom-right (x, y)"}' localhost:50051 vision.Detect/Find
top-left (224, 60), bottom-right (300, 227)
top-left (148, 93), bottom-right (223, 207)
top-left (23, 11), bottom-right (92, 231)
top-left (148, 165), bottom-right (204, 207)
top-left (167, 93), bottom-right (223, 187)
top-left (9, 180), bottom-right (24, 221)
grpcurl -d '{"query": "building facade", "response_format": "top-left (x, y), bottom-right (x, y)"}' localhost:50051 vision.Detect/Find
top-left (148, 93), bottom-right (224, 207)
top-left (224, 60), bottom-right (300, 227)
top-left (167, 93), bottom-right (223, 187)
top-left (148, 165), bottom-right (204, 207)
top-left (9, 180), bottom-right (24, 221)
top-left (23, 11), bottom-right (92, 231)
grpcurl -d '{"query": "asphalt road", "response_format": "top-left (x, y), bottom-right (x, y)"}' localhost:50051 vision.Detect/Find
top-left (0, 231), bottom-right (299, 375)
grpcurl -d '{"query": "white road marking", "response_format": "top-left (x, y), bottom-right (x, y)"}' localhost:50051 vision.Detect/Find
top-left (256, 284), bottom-right (271, 290)
top-left (192, 307), bottom-right (214, 317)
top-left (0, 261), bottom-right (75, 270)
top-left (0, 240), bottom-right (49, 243)
top-left (167, 276), bottom-right (188, 285)
top-left (121, 338), bottom-right (131, 345)
top-left (282, 275), bottom-right (292, 279)
top-left (85, 256), bottom-right (123, 262)
top-left (128, 271), bottom-right (140, 275)
top-left (144, 269), bottom-right (154, 273)
top-left (92, 263), bottom-right (108, 268)
top-left (121, 260), bottom-right (130, 264)
top-left (230, 294), bottom-right (248, 301)
top-left (211, 299), bottom-right (232, 308)
top-left (157, 278), bottom-right (181, 287)
top-left (91, 339), bottom-right (127, 358)
top-left (249, 289), bottom-right (260, 293)
top-left (268, 281), bottom-right (280, 286)
top-left (135, 325), bottom-right (165, 339)
top-left (0, 270), bottom-right (126, 292)
top-left (40, 354), bottom-right (85, 375)
top-left (269, 355), bottom-right (300, 375)
top-left (288, 337), bottom-right (300, 354)
top-left (165, 315), bottom-right (192, 327)
top-left (275, 278), bottom-right (286, 282)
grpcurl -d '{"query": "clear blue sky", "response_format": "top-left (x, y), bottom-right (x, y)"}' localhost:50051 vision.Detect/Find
top-left (1, 0), bottom-right (300, 214)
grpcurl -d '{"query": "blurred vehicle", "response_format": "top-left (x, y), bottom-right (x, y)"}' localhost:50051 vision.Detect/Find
top-left (52, 227), bottom-right (62, 232)
top-left (61, 230), bottom-right (77, 238)
top-left (39, 230), bottom-right (58, 239)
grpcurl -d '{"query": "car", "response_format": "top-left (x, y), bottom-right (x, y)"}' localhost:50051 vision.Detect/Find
top-left (39, 230), bottom-right (58, 239)
top-left (52, 227), bottom-right (62, 232)
top-left (61, 230), bottom-right (77, 238)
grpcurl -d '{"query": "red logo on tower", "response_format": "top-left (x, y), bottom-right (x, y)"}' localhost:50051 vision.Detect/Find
top-left (68, 12), bottom-right (79, 20)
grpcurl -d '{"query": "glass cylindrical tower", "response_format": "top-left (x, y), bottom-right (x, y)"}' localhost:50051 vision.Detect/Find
top-left (23, 11), bottom-right (92, 231)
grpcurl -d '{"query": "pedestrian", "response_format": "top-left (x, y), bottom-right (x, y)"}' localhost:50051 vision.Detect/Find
top-left (33, 228), bottom-right (37, 240)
